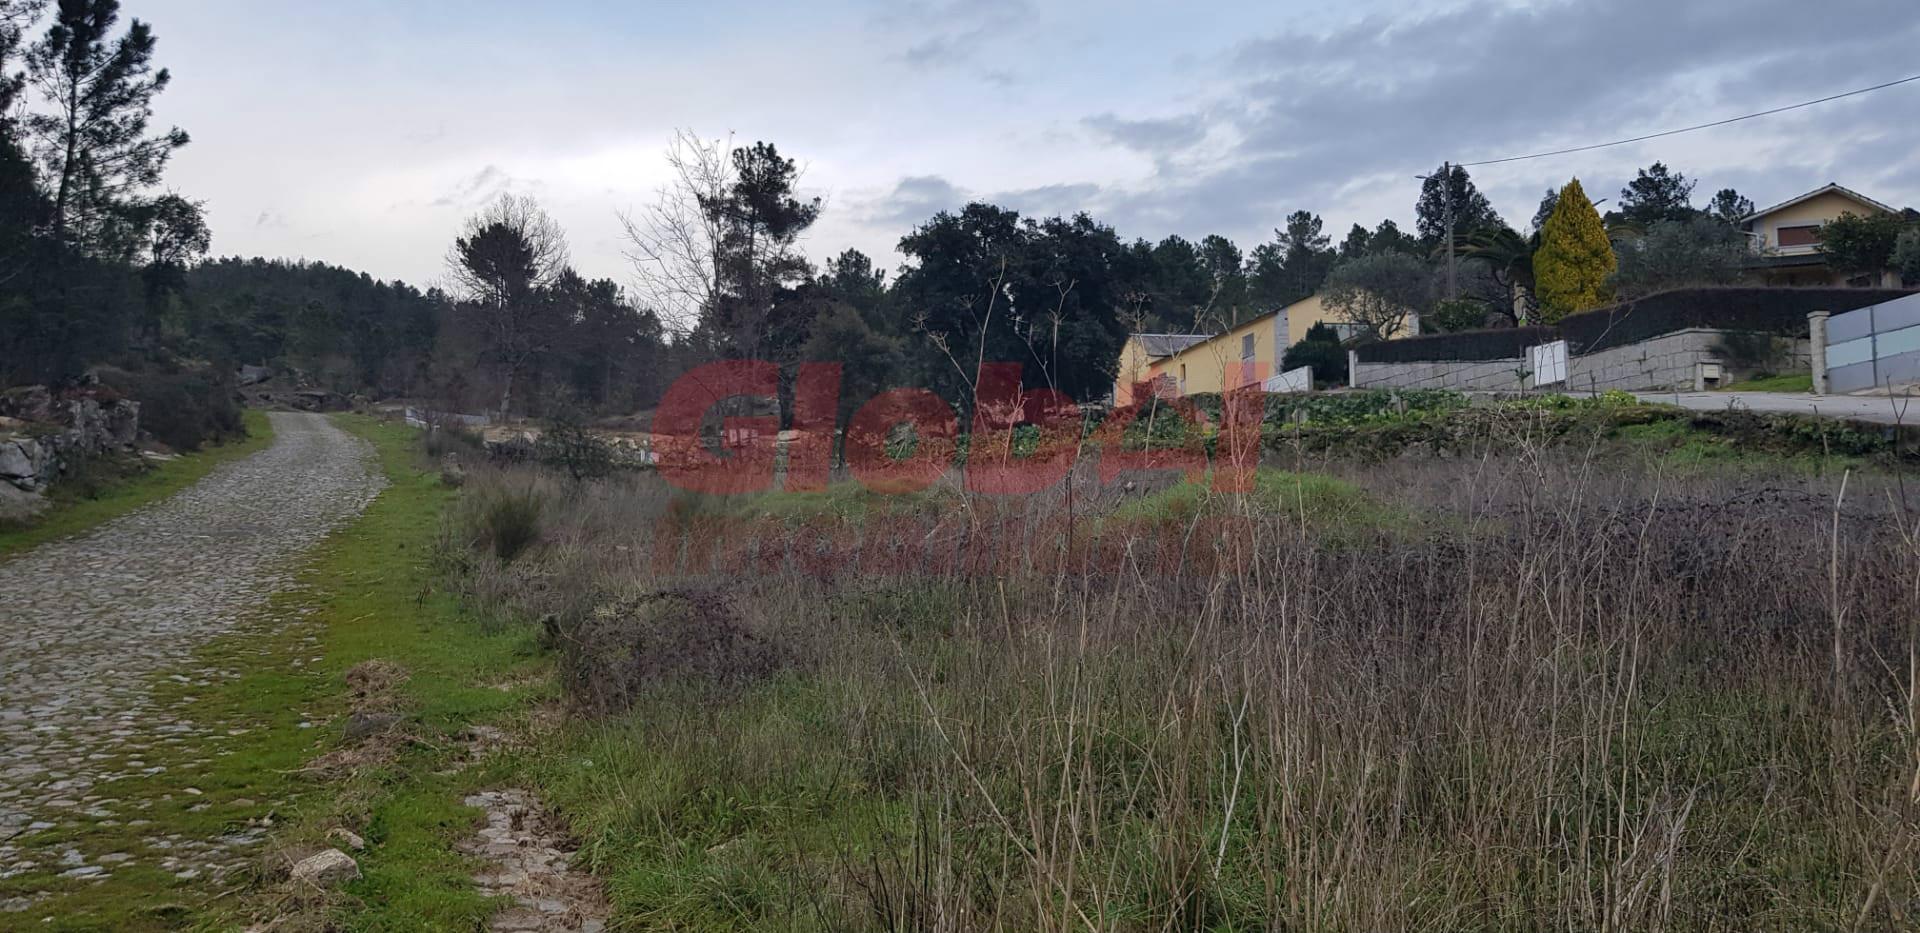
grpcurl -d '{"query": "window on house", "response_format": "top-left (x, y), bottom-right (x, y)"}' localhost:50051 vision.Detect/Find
top-left (1777, 225), bottom-right (1822, 248)
top-left (1241, 334), bottom-right (1254, 359)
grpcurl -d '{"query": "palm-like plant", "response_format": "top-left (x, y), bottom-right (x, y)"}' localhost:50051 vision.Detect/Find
top-left (1458, 226), bottom-right (1535, 286)
top-left (1457, 226), bottom-right (1538, 323)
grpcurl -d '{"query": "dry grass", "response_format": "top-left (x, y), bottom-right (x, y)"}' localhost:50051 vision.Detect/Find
top-left (444, 419), bottom-right (1920, 932)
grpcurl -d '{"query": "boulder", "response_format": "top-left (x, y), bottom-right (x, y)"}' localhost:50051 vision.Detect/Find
top-left (103, 400), bottom-right (139, 447)
top-left (0, 385), bottom-right (52, 423)
top-left (0, 386), bottom-right (142, 493)
top-left (290, 848), bottom-right (360, 887)
top-left (0, 437), bottom-right (52, 491)
top-left (237, 364), bottom-right (274, 387)
top-left (0, 438), bottom-right (35, 481)
top-left (0, 482), bottom-right (46, 523)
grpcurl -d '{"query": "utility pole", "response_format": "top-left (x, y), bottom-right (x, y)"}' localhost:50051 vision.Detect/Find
top-left (1442, 161), bottom-right (1457, 301)
top-left (1417, 163), bottom-right (1462, 303)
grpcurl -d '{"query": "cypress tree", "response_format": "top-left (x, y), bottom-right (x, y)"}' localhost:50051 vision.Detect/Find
top-left (1534, 178), bottom-right (1615, 322)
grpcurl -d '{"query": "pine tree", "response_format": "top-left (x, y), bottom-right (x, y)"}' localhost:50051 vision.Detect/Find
top-left (1533, 178), bottom-right (1614, 322)
top-left (26, 0), bottom-right (188, 251)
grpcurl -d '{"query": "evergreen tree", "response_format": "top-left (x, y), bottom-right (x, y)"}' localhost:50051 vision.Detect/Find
top-left (1337, 223), bottom-right (1371, 261)
top-left (1610, 215), bottom-right (1749, 299)
top-left (702, 141), bottom-right (821, 362)
top-left (1248, 211), bottom-right (1333, 310)
top-left (1144, 234), bottom-right (1215, 331)
top-left (1534, 178), bottom-right (1615, 322)
top-left (818, 248), bottom-right (888, 325)
top-left (1893, 227), bottom-right (1920, 286)
top-left (0, 1), bottom-right (43, 265)
top-left (1197, 234), bottom-right (1247, 322)
top-left (1280, 322), bottom-right (1347, 386)
top-left (1367, 219), bottom-right (1420, 256)
top-left (1322, 252), bottom-right (1432, 338)
top-left (1616, 162), bottom-right (1696, 226)
top-left (1531, 188), bottom-right (1559, 232)
top-left (1706, 188), bottom-right (1754, 225)
top-left (26, 0), bottom-right (188, 251)
top-left (1818, 211), bottom-right (1907, 279)
top-left (1416, 164), bottom-right (1500, 242)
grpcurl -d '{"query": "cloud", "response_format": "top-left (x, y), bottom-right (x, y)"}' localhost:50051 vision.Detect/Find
top-left (881, 0), bottom-right (1036, 70)
top-left (998, 182), bottom-right (1103, 217)
top-left (1067, 0), bottom-right (1920, 247)
top-left (429, 164), bottom-right (538, 210)
top-left (863, 175), bottom-right (969, 226)
top-left (1082, 113), bottom-right (1208, 155)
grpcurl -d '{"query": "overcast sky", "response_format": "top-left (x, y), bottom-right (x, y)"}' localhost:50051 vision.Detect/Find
top-left (143, 0), bottom-right (1920, 291)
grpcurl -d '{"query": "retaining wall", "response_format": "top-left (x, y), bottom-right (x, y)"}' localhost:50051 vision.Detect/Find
top-left (1352, 329), bottom-right (1809, 392)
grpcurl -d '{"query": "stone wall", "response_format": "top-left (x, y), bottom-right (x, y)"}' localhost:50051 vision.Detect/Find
top-left (0, 386), bottom-right (141, 493)
top-left (1351, 357), bottom-right (1527, 391)
top-left (1352, 329), bottom-right (1810, 393)
top-left (1566, 330), bottom-right (1809, 392)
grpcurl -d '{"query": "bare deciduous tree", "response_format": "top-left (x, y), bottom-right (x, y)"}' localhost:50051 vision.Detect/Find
top-left (621, 129), bottom-right (733, 340)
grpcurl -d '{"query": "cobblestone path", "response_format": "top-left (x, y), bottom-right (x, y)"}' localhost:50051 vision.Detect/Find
top-left (0, 413), bottom-right (383, 909)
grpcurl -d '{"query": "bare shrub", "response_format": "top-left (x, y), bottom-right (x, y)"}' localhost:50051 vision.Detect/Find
top-left (558, 586), bottom-right (787, 715)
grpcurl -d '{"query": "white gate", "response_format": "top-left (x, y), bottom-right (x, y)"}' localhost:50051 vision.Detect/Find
top-left (1261, 365), bottom-right (1313, 394)
top-left (1529, 340), bottom-right (1568, 387)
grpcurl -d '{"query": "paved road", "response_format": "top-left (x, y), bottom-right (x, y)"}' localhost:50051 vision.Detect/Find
top-left (0, 413), bottom-right (382, 901)
top-left (1631, 391), bottom-right (1920, 425)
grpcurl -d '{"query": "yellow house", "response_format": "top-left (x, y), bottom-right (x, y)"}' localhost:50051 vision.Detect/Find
top-left (1114, 293), bottom-right (1359, 399)
top-left (1741, 183), bottom-right (1908, 287)
top-left (1113, 333), bottom-right (1209, 405)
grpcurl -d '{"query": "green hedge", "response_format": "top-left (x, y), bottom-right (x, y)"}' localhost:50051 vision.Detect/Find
top-left (1560, 287), bottom-right (1910, 352)
top-left (1184, 389), bottom-right (1470, 426)
top-left (1356, 326), bottom-right (1555, 363)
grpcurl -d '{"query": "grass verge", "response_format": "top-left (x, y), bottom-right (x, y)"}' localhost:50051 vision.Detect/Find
top-left (0, 409), bottom-right (273, 559)
top-left (1718, 372), bottom-right (1814, 392)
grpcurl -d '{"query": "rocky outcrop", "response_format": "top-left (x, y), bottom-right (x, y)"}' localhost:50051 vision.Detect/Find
top-left (0, 385), bottom-right (142, 493)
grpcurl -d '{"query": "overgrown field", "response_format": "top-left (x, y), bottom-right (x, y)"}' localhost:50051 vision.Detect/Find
top-left (443, 404), bottom-right (1920, 931)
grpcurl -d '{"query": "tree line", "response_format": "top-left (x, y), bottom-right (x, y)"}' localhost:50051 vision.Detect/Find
top-left (6, 2), bottom-right (1917, 431)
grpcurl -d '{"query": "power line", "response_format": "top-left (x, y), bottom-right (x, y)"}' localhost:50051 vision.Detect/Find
top-left (1458, 73), bottom-right (1920, 168)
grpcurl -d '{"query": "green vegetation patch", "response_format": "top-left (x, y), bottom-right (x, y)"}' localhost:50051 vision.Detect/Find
top-left (1104, 466), bottom-right (1403, 531)
top-left (1718, 372), bottom-right (1814, 393)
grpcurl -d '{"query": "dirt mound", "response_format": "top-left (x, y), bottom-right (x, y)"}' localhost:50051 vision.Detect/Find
top-left (344, 660), bottom-right (410, 707)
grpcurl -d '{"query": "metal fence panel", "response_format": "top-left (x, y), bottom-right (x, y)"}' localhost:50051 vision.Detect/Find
top-left (1826, 293), bottom-right (1920, 393)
